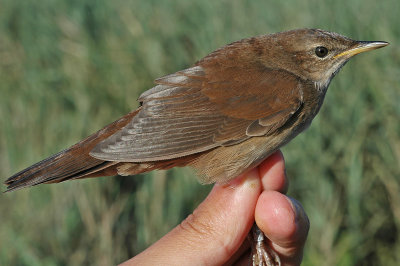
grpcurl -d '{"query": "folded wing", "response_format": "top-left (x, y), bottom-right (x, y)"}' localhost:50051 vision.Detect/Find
top-left (90, 46), bottom-right (303, 162)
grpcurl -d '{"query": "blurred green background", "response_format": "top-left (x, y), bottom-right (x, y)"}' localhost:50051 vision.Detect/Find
top-left (0, 0), bottom-right (399, 265)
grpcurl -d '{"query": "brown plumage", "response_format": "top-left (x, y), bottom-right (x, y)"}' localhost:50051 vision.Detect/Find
top-left (4, 29), bottom-right (388, 191)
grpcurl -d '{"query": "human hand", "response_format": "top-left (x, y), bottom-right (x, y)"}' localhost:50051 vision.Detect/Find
top-left (121, 150), bottom-right (309, 266)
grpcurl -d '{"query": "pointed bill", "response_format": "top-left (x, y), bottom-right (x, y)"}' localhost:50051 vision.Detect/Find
top-left (334, 41), bottom-right (389, 59)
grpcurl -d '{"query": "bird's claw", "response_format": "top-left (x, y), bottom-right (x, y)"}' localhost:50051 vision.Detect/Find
top-left (250, 224), bottom-right (281, 266)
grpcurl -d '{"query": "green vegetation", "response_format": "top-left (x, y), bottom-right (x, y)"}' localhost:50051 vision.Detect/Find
top-left (0, 0), bottom-right (399, 265)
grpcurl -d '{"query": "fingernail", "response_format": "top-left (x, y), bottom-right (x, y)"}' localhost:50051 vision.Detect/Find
top-left (287, 197), bottom-right (309, 228)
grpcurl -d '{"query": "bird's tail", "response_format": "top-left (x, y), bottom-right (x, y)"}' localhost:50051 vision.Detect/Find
top-left (4, 108), bottom-right (140, 192)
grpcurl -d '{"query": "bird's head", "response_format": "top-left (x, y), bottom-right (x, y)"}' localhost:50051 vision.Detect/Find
top-left (259, 29), bottom-right (388, 91)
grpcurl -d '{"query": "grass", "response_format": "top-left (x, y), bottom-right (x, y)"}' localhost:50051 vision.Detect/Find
top-left (0, 0), bottom-right (399, 265)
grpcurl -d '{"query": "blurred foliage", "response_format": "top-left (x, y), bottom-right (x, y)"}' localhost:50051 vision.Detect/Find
top-left (0, 0), bottom-right (399, 265)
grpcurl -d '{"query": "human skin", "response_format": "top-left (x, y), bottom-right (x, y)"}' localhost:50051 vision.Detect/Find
top-left (121, 150), bottom-right (309, 266)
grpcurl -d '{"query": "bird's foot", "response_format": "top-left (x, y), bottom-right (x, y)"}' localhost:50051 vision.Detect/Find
top-left (249, 224), bottom-right (281, 266)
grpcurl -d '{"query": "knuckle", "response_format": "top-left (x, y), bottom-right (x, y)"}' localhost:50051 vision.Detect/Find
top-left (178, 210), bottom-right (233, 258)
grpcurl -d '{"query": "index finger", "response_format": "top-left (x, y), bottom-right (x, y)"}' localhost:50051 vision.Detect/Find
top-left (258, 150), bottom-right (288, 193)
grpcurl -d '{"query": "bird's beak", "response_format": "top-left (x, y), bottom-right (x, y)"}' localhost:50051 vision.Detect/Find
top-left (334, 41), bottom-right (389, 59)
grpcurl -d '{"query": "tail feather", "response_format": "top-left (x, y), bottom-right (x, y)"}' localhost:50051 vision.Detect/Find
top-left (4, 108), bottom-right (140, 192)
top-left (4, 150), bottom-right (112, 192)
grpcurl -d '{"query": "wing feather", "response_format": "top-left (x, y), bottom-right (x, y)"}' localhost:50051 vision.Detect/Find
top-left (90, 45), bottom-right (303, 162)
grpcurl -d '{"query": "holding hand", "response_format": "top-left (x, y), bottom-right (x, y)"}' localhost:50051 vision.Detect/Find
top-left (122, 151), bottom-right (309, 266)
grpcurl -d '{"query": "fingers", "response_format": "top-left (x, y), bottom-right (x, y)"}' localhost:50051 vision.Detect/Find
top-left (121, 150), bottom-right (309, 266)
top-left (122, 168), bottom-right (262, 266)
top-left (255, 151), bottom-right (309, 266)
top-left (258, 150), bottom-right (288, 193)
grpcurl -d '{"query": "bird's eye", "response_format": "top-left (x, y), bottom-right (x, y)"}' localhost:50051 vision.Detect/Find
top-left (315, 46), bottom-right (329, 58)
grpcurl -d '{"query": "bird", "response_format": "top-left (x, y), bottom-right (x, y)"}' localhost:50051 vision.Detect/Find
top-left (4, 29), bottom-right (388, 265)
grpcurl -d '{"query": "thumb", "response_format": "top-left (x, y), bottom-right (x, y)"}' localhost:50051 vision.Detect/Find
top-left (123, 168), bottom-right (261, 266)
